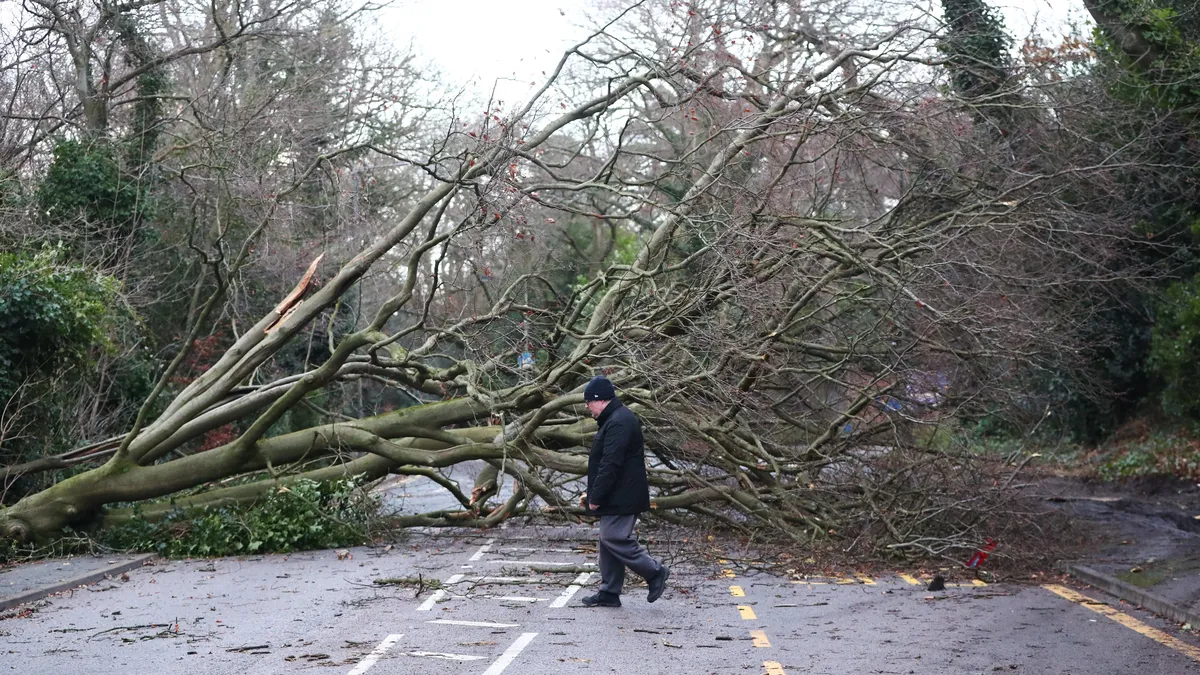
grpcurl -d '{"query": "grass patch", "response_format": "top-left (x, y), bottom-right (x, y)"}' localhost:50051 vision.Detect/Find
top-left (1115, 556), bottom-right (1200, 589)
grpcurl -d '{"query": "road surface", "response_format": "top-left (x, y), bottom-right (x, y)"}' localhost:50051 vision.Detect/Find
top-left (3, 522), bottom-right (1199, 674)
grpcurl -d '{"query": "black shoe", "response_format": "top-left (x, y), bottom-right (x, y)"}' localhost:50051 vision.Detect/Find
top-left (647, 566), bottom-right (670, 603)
top-left (581, 592), bottom-right (621, 608)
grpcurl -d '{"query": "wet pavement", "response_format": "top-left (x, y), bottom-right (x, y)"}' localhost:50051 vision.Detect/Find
top-left (3, 521), bottom-right (1200, 674)
top-left (1045, 477), bottom-right (1200, 618)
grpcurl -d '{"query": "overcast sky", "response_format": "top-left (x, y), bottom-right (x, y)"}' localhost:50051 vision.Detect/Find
top-left (382, 0), bottom-right (1092, 100)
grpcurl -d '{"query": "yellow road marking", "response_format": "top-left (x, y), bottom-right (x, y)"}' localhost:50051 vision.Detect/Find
top-left (750, 629), bottom-right (771, 647)
top-left (856, 575), bottom-right (877, 585)
top-left (730, 585), bottom-right (745, 597)
top-left (721, 569), bottom-right (736, 578)
top-left (899, 572), bottom-right (988, 588)
top-left (835, 577), bottom-right (856, 584)
top-left (763, 661), bottom-right (786, 675)
top-left (790, 580), bottom-right (827, 585)
top-left (1043, 585), bottom-right (1200, 663)
top-left (738, 605), bottom-right (757, 620)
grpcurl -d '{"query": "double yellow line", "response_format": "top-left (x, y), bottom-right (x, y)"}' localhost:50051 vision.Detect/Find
top-left (1044, 584), bottom-right (1200, 663)
top-left (725, 570), bottom-right (1200, 670)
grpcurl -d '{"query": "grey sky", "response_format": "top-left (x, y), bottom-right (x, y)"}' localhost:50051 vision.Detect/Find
top-left (383, 0), bottom-right (1091, 99)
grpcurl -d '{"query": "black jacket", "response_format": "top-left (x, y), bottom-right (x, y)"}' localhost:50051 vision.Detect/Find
top-left (586, 399), bottom-right (650, 516)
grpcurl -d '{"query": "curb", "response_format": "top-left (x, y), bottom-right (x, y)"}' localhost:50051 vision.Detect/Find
top-left (0, 554), bottom-right (157, 611)
top-left (1063, 563), bottom-right (1200, 628)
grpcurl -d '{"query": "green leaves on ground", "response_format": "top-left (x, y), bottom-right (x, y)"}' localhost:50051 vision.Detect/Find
top-left (100, 476), bottom-right (380, 557)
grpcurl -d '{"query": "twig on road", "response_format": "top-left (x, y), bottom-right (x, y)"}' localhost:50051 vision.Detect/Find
top-left (89, 624), bottom-right (165, 640)
top-left (227, 644), bottom-right (270, 653)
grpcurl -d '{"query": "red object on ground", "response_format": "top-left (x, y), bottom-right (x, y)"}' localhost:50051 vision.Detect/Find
top-left (966, 538), bottom-right (998, 568)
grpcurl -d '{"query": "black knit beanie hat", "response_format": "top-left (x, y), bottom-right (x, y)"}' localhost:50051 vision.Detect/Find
top-left (584, 376), bottom-right (616, 401)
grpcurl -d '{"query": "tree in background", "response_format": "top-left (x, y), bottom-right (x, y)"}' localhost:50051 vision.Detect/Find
top-left (1078, 1), bottom-right (1200, 420)
top-left (0, 0), bottom-right (429, 485)
top-left (931, 0), bottom-right (1200, 441)
top-left (940, 0), bottom-right (1018, 135)
top-left (0, 0), bottom-right (1158, 565)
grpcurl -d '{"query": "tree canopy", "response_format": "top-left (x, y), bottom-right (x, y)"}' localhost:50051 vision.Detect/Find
top-left (0, 0), bottom-right (1196, 562)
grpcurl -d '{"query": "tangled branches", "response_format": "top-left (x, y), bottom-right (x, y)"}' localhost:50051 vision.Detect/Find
top-left (0, 1), bottom-right (1146, 561)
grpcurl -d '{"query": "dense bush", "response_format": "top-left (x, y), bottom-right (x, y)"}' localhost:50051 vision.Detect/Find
top-left (1149, 276), bottom-right (1200, 417)
top-left (99, 476), bottom-right (380, 557)
top-left (0, 248), bottom-right (117, 376)
top-left (36, 139), bottom-right (153, 238)
top-left (0, 247), bottom-right (126, 465)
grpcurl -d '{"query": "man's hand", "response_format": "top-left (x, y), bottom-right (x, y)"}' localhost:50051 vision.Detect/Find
top-left (589, 503), bottom-right (600, 511)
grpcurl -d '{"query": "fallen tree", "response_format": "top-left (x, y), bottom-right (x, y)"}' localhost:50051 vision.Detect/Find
top-left (0, 1), bottom-right (1149, 560)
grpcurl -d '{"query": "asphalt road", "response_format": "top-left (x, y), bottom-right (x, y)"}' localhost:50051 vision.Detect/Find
top-left (4, 522), bottom-right (1200, 674)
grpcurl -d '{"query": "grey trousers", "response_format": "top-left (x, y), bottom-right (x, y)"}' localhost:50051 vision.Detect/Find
top-left (598, 514), bottom-right (662, 595)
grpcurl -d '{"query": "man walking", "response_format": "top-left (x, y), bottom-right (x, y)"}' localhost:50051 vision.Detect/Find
top-left (579, 376), bottom-right (669, 608)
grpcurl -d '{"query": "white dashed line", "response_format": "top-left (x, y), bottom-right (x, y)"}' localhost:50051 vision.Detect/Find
top-left (501, 547), bottom-right (580, 553)
top-left (404, 651), bottom-right (486, 661)
top-left (416, 590), bottom-right (445, 611)
top-left (427, 619), bottom-right (520, 628)
top-left (468, 539), bottom-right (496, 562)
top-left (399, 536), bottom-right (576, 674)
top-left (346, 633), bottom-right (403, 675)
top-left (449, 575), bottom-right (542, 584)
top-left (485, 560), bottom-right (592, 566)
top-left (549, 572), bottom-right (592, 608)
top-left (416, 574), bottom-right (463, 611)
top-left (480, 632), bottom-right (538, 675)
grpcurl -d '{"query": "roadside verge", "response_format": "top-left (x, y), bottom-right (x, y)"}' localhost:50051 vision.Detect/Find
top-left (1063, 563), bottom-right (1200, 628)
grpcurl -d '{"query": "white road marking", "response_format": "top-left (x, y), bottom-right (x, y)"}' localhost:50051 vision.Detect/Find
top-left (501, 547), bottom-right (580, 553)
top-left (449, 575), bottom-right (543, 584)
top-left (493, 595), bottom-right (542, 602)
top-left (428, 619), bottom-right (520, 628)
top-left (346, 633), bottom-right (403, 675)
top-left (404, 651), bottom-right (486, 661)
top-left (416, 590), bottom-right (445, 611)
top-left (485, 560), bottom-right (593, 566)
top-left (480, 632), bottom-right (538, 675)
top-left (549, 572), bottom-right (592, 608)
top-left (416, 573), bottom-right (464, 611)
top-left (468, 539), bottom-right (496, 562)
